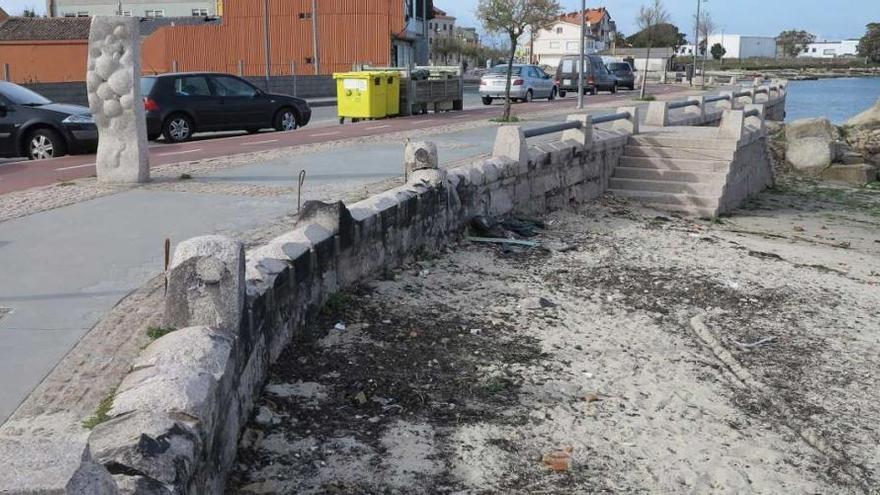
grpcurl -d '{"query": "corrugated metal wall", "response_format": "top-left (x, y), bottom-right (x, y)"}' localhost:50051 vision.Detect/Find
top-left (2, 0), bottom-right (407, 83)
top-left (144, 0), bottom-right (406, 76)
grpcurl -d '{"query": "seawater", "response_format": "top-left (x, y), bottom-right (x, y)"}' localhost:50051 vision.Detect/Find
top-left (784, 77), bottom-right (880, 125)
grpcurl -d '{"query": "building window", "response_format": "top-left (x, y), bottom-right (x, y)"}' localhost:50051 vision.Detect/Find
top-left (812, 48), bottom-right (817, 52)
top-left (298, 12), bottom-right (311, 19)
top-left (305, 57), bottom-right (313, 64)
top-left (145, 9), bottom-right (164, 17)
top-left (192, 8), bottom-right (208, 16)
top-left (556, 27), bottom-right (563, 34)
top-left (121, 10), bottom-right (131, 16)
top-left (549, 41), bottom-right (560, 49)
top-left (566, 41), bottom-right (578, 51)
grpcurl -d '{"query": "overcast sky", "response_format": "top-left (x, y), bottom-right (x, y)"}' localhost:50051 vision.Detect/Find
top-left (3, 0), bottom-right (877, 42)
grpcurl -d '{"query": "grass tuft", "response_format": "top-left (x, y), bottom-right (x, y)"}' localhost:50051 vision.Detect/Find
top-left (147, 325), bottom-right (177, 340)
top-left (179, 173), bottom-right (193, 180)
top-left (82, 392), bottom-right (115, 429)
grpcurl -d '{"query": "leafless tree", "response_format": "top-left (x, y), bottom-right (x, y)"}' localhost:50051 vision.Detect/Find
top-left (477, 0), bottom-right (562, 121)
top-left (635, 0), bottom-right (670, 99)
top-left (695, 10), bottom-right (715, 87)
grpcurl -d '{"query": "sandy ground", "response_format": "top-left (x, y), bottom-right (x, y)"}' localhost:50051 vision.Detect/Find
top-left (228, 175), bottom-right (880, 494)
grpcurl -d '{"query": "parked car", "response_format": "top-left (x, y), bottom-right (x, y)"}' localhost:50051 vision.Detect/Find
top-left (606, 61), bottom-right (636, 90)
top-left (141, 72), bottom-right (312, 142)
top-left (555, 54), bottom-right (618, 96)
top-left (0, 81), bottom-right (97, 160)
top-left (479, 64), bottom-right (558, 105)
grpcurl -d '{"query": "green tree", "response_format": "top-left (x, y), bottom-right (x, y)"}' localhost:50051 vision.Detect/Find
top-left (858, 23), bottom-right (880, 63)
top-left (22, 7), bottom-right (38, 17)
top-left (777, 30), bottom-right (816, 58)
top-left (627, 23), bottom-right (686, 50)
top-left (633, 0), bottom-right (671, 99)
top-left (710, 42), bottom-right (726, 60)
top-left (477, 0), bottom-right (562, 121)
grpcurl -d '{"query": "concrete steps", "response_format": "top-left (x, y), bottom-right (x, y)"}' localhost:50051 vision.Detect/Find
top-left (609, 177), bottom-right (720, 196)
top-left (628, 135), bottom-right (738, 151)
top-left (610, 133), bottom-right (740, 218)
top-left (625, 144), bottom-right (736, 161)
top-left (619, 156), bottom-right (730, 172)
top-left (613, 166), bottom-right (726, 184)
top-left (608, 189), bottom-right (720, 217)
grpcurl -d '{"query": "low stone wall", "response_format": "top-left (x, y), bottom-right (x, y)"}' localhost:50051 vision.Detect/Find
top-left (68, 119), bottom-right (629, 492)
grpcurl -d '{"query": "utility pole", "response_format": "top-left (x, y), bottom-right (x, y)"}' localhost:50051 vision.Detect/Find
top-left (691, 0), bottom-right (704, 87)
top-left (263, 0), bottom-right (271, 90)
top-left (577, 0), bottom-right (585, 109)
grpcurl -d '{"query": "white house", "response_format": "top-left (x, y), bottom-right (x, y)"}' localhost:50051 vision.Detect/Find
top-left (47, 0), bottom-right (219, 17)
top-left (799, 40), bottom-right (860, 58)
top-left (677, 34), bottom-right (777, 60)
top-left (531, 7), bottom-right (616, 68)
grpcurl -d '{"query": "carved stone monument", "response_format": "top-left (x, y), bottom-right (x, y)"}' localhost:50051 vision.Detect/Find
top-left (86, 16), bottom-right (150, 183)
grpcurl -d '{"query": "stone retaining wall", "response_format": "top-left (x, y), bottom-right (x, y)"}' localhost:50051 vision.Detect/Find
top-left (68, 120), bottom-right (630, 493)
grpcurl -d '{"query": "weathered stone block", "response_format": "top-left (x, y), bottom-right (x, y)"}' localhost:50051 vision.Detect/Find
top-left (492, 125), bottom-right (528, 165)
top-left (786, 118), bottom-right (839, 174)
top-left (404, 141), bottom-right (438, 178)
top-left (166, 235), bottom-right (245, 331)
top-left (820, 164), bottom-right (878, 186)
top-left (87, 16), bottom-right (149, 184)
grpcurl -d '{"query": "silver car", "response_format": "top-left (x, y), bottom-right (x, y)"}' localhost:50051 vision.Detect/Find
top-left (479, 64), bottom-right (558, 105)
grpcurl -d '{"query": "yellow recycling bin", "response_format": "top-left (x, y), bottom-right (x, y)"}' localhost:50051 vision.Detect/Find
top-left (333, 71), bottom-right (387, 122)
top-left (384, 72), bottom-right (400, 116)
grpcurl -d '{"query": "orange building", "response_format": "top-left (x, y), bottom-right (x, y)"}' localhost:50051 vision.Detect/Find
top-left (0, 0), bottom-right (427, 84)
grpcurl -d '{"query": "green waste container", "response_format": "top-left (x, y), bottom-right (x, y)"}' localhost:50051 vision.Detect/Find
top-left (333, 71), bottom-right (388, 121)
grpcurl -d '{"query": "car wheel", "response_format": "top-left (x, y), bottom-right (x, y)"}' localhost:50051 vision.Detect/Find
top-left (27, 128), bottom-right (66, 160)
top-left (163, 114), bottom-right (193, 143)
top-left (611, 83), bottom-right (618, 94)
top-left (559, 90), bottom-right (567, 98)
top-left (548, 88), bottom-right (557, 101)
top-left (524, 90), bottom-right (533, 103)
top-left (274, 108), bottom-right (298, 132)
top-left (482, 96), bottom-right (493, 106)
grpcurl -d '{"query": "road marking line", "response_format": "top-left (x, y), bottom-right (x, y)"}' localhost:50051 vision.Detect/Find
top-left (244, 139), bottom-right (278, 145)
top-left (55, 163), bottom-right (95, 171)
top-left (365, 124), bottom-right (391, 130)
top-left (157, 148), bottom-right (202, 157)
top-left (309, 131), bottom-right (341, 137)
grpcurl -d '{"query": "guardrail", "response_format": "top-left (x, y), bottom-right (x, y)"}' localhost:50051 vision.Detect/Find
top-left (668, 100), bottom-right (701, 110)
top-left (522, 111), bottom-right (632, 138)
top-left (704, 94), bottom-right (730, 104)
top-left (743, 108), bottom-right (762, 119)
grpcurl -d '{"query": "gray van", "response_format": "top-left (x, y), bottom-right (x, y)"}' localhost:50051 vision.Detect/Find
top-left (555, 54), bottom-right (618, 96)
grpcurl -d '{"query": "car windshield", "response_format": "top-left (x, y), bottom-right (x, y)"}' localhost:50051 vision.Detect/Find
top-left (140, 77), bottom-right (157, 96)
top-left (489, 66), bottom-right (523, 76)
top-left (0, 81), bottom-right (52, 106)
top-left (607, 63), bottom-right (632, 72)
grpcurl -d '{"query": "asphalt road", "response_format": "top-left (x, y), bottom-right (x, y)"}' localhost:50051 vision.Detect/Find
top-left (0, 85), bottom-right (689, 196)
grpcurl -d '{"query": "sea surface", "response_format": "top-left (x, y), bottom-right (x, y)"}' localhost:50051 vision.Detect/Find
top-left (784, 77), bottom-right (880, 124)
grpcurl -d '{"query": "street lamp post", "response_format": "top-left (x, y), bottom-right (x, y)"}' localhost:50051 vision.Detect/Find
top-left (692, 0), bottom-right (707, 87)
top-left (577, 0), bottom-right (585, 109)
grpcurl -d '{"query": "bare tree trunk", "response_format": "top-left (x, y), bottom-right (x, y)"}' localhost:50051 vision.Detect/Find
top-left (640, 44), bottom-right (651, 99)
top-left (503, 37), bottom-right (517, 121)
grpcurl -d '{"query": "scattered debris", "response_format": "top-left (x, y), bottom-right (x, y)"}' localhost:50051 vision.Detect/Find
top-left (466, 236), bottom-right (540, 248)
top-left (334, 322), bottom-right (347, 331)
top-left (541, 446), bottom-right (574, 472)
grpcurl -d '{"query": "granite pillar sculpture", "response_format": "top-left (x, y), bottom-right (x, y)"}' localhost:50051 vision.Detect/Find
top-left (86, 16), bottom-right (150, 183)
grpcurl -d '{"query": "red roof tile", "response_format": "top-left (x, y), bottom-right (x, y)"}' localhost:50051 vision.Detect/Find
top-left (0, 16), bottom-right (91, 41)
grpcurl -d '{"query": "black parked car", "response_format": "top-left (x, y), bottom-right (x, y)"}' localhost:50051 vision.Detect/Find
top-left (606, 61), bottom-right (636, 90)
top-left (555, 54), bottom-right (618, 97)
top-left (141, 72), bottom-right (312, 143)
top-left (0, 81), bottom-right (97, 160)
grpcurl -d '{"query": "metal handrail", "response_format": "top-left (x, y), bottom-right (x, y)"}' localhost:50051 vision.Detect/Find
top-left (704, 95), bottom-right (729, 103)
top-left (592, 112), bottom-right (632, 124)
top-left (523, 120), bottom-right (582, 138)
top-left (733, 90), bottom-right (751, 98)
top-left (668, 100), bottom-right (700, 110)
top-left (743, 109), bottom-right (761, 118)
top-left (755, 87), bottom-right (769, 95)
